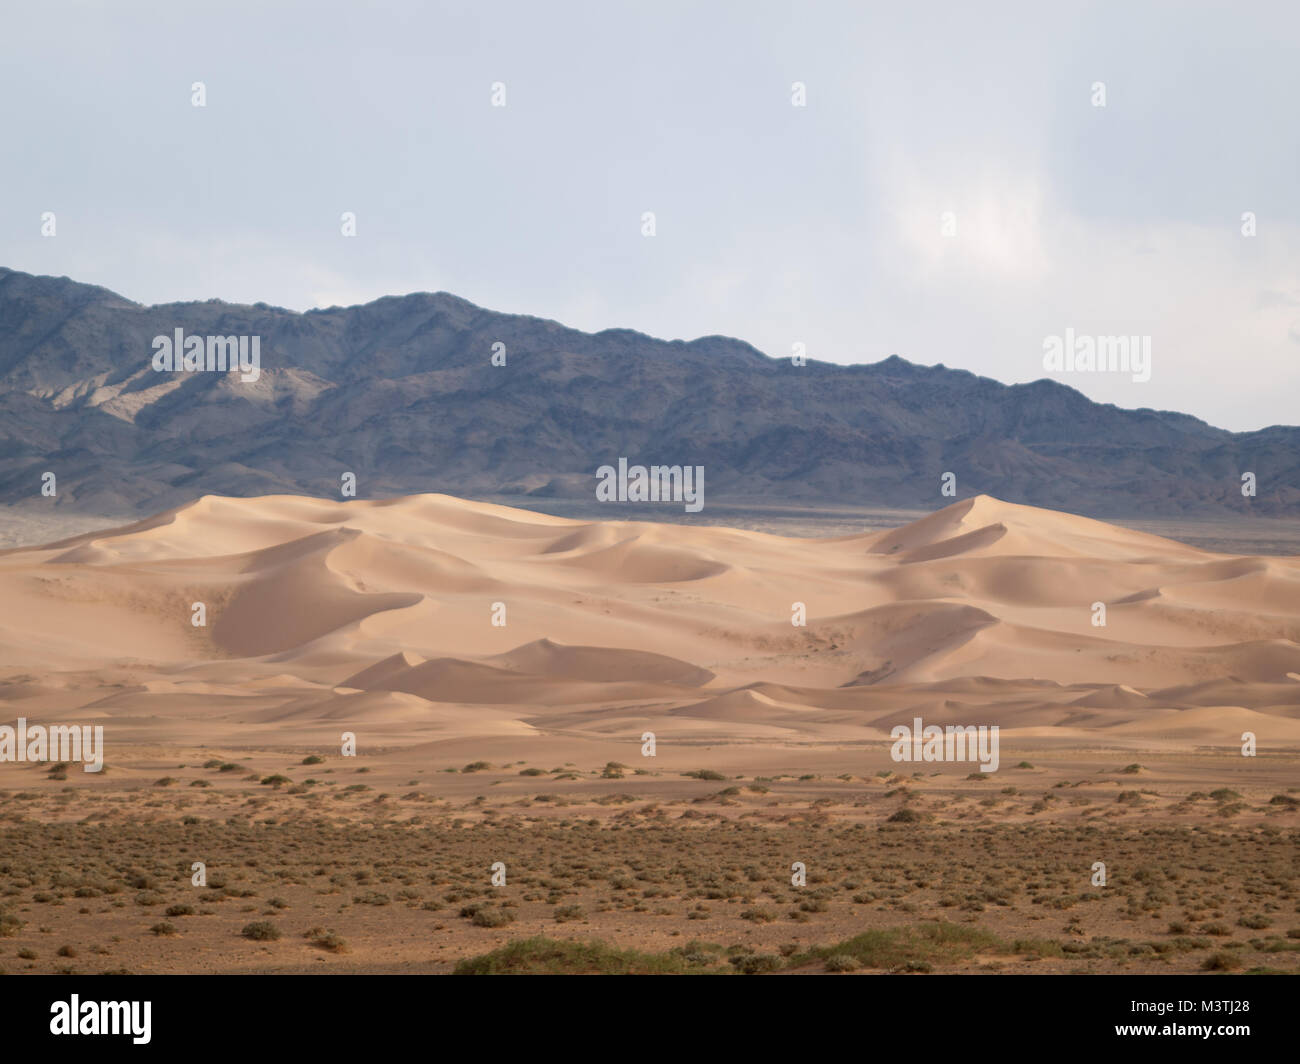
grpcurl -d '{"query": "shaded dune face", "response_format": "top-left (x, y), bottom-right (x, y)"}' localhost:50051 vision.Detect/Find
top-left (0, 491), bottom-right (1297, 745)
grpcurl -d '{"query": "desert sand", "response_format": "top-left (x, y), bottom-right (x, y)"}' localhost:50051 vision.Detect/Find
top-left (1, 491), bottom-right (1298, 752)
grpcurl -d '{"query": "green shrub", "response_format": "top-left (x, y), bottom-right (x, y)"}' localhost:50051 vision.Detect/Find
top-left (309, 929), bottom-right (348, 953)
top-left (454, 937), bottom-right (697, 975)
top-left (730, 953), bottom-right (781, 974)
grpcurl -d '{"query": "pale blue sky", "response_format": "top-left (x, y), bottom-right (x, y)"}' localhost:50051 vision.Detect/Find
top-left (2, 0), bottom-right (1297, 430)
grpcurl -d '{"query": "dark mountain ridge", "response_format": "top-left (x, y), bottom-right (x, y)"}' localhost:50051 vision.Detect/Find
top-left (0, 267), bottom-right (1294, 518)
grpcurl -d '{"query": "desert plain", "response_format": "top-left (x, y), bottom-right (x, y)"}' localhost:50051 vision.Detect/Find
top-left (0, 493), bottom-right (1297, 974)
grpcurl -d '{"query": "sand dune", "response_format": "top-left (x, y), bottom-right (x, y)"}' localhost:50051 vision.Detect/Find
top-left (1, 492), bottom-right (1297, 750)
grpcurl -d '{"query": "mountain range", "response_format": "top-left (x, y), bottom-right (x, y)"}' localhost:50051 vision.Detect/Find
top-left (0, 266), bottom-right (1295, 518)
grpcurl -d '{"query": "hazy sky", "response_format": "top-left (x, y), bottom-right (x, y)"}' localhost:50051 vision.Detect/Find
top-left (3, 1), bottom-right (1297, 430)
